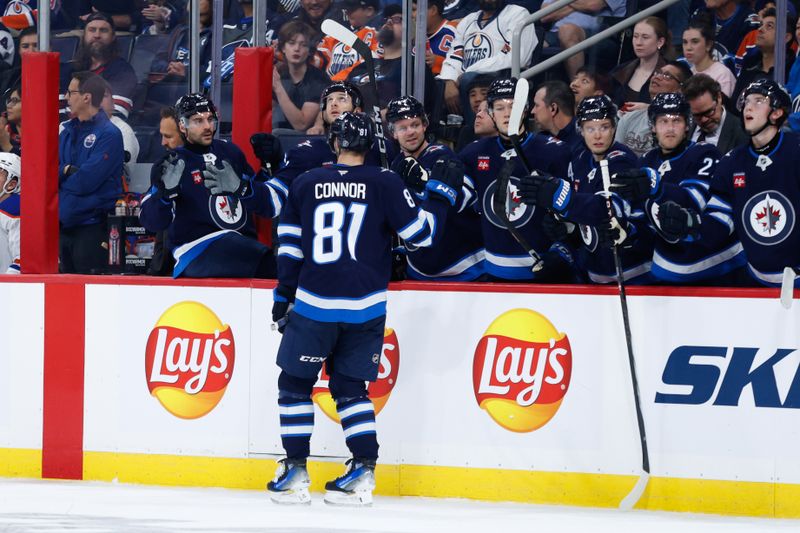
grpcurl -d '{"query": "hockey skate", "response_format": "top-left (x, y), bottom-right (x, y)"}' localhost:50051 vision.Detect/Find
top-left (323, 458), bottom-right (376, 506)
top-left (267, 458), bottom-right (311, 505)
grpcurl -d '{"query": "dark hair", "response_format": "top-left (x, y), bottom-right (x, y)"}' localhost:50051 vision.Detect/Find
top-left (413, 0), bottom-right (445, 15)
top-left (83, 11), bottom-right (115, 31)
top-left (665, 60), bottom-right (693, 85)
top-left (575, 65), bottom-right (611, 95)
top-left (71, 71), bottom-right (106, 107)
top-left (538, 80), bottom-right (575, 117)
top-left (683, 73), bottom-right (722, 101)
top-left (18, 26), bottom-right (37, 41)
top-left (467, 73), bottom-right (495, 92)
top-left (684, 13), bottom-right (715, 46)
top-left (278, 20), bottom-right (315, 50)
top-left (761, 7), bottom-right (798, 41)
top-left (73, 12), bottom-right (118, 70)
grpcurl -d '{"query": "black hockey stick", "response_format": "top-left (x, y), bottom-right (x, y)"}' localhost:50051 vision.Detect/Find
top-left (491, 78), bottom-right (544, 272)
top-left (321, 19), bottom-right (388, 169)
top-left (600, 159), bottom-right (650, 510)
top-left (781, 267), bottom-right (797, 309)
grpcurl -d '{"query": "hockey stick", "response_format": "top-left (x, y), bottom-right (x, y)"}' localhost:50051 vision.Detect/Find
top-left (321, 19), bottom-right (388, 169)
top-left (599, 159), bottom-right (650, 510)
top-left (490, 78), bottom-right (544, 272)
top-left (781, 267), bottom-right (797, 309)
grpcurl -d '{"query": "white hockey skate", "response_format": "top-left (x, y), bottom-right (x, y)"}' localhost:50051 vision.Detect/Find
top-left (323, 458), bottom-right (376, 506)
top-left (267, 458), bottom-right (311, 505)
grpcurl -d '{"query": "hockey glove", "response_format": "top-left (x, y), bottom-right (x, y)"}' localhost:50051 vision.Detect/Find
top-left (271, 284), bottom-right (296, 334)
top-left (160, 154), bottom-right (185, 200)
top-left (596, 217), bottom-right (633, 249)
top-left (541, 212), bottom-right (574, 243)
top-left (518, 171), bottom-right (573, 214)
top-left (203, 160), bottom-right (252, 197)
top-left (426, 158), bottom-right (463, 206)
top-left (657, 200), bottom-right (701, 241)
top-left (250, 133), bottom-right (283, 174)
top-left (397, 156), bottom-right (429, 194)
top-left (610, 167), bottom-right (661, 203)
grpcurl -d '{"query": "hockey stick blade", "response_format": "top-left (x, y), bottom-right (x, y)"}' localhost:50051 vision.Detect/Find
top-left (781, 267), bottom-right (796, 309)
top-left (619, 471), bottom-right (650, 511)
top-left (321, 19), bottom-right (357, 47)
top-left (508, 79), bottom-right (529, 136)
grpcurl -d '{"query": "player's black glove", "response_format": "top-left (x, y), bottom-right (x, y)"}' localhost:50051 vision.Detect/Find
top-left (518, 170), bottom-right (573, 214)
top-left (271, 284), bottom-right (296, 334)
top-left (657, 200), bottom-right (701, 240)
top-left (160, 153), bottom-right (185, 200)
top-left (596, 217), bottom-right (633, 249)
top-left (610, 167), bottom-right (661, 203)
top-left (203, 160), bottom-right (252, 197)
top-left (396, 156), bottom-right (429, 194)
top-left (541, 212), bottom-right (574, 242)
top-left (250, 133), bottom-right (282, 174)
top-left (426, 158), bottom-right (464, 206)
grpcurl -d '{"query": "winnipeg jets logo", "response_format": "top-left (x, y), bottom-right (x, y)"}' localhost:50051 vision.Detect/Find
top-left (579, 224), bottom-right (598, 252)
top-left (208, 194), bottom-right (246, 230)
top-left (755, 154), bottom-right (772, 171)
top-left (742, 190), bottom-right (795, 245)
top-left (482, 177), bottom-right (535, 229)
top-left (658, 160), bottom-right (671, 176)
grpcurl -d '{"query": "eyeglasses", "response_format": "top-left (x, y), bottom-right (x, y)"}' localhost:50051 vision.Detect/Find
top-left (653, 69), bottom-right (679, 83)
top-left (691, 100), bottom-right (717, 119)
top-left (65, 89), bottom-right (81, 97)
top-left (5, 97), bottom-right (19, 106)
top-left (386, 15), bottom-right (402, 24)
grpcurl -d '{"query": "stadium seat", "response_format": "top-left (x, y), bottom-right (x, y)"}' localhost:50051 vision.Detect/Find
top-left (51, 35), bottom-right (79, 63)
top-left (134, 126), bottom-right (166, 164)
top-left (116, 34), bottom-right (135, 62)
top-left (129, 33), bottom-right (173, 84)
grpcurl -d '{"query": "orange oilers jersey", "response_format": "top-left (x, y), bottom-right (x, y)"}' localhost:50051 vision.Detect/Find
top-left (317, 26), bottom-right (379, 81)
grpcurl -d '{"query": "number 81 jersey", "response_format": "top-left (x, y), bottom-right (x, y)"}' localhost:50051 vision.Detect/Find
top-left (277, 164), bottom-right (443, 323)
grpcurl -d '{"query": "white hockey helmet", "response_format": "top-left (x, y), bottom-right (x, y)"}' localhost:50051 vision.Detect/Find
top-left (0, 152), bottom-right (20, 194)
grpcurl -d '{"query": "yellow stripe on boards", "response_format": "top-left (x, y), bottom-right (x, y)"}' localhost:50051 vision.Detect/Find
top-left (0, 448), bottom-right (42, 478)
top-left (78, 451), bottom-right (800, 519)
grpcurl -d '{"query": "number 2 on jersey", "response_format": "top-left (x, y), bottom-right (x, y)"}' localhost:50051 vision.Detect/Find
top-left (312, 202), bottom-right (367, 263)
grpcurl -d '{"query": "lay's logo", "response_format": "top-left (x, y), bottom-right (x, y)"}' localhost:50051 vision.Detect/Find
top-left (145, 301), bottom-right (235, 419)
top-left (472, 309), bottom-right (572, 432)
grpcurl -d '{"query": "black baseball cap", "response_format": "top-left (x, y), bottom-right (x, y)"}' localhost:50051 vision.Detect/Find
top-left (83, 11), bottom-right (115, 30)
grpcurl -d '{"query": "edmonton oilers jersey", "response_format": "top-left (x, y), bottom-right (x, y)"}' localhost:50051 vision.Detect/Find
top-left (566, 143), bottom-right (654, 283)
top-left (640, 142), bottom-right (745, 282)
top-left (140, 139), bottom-right (287, 251)
top-left (391, 143), bottom-right (484, 281)
top-left (277, 164), bottom-right (445, 323)
top-left (458, 132), bottom-right (571, 280)
top-left (703, 132), bottom-right (800, 286)
top-left (277, 136), bottom-right (398, 185)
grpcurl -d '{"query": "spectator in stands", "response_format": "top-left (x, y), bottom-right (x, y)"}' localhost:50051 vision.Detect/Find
top-left (59, 71), bottom-right (124, 274)
top-left (539, 0), bottom-right (626, 78)
top-left (317, 0), bottom-right (378, 81)
top-left (569, 65), bottom-right (610, 109)
top-left (276, 0), bottom-right (348, 44)
top-left (77, 1), bottom-right (136, 31)
top-left (787, 15), bottom-right (800, 104)
top-left (455, 74), bottom-right (495, 150)
top-left (0, 152), bottom-right (20, 274)
top-left (140, 1), bottom-right (185, 35)
top-left (615, 60), bottom-right (691, 157)
top-left (0, 84), bottom-right (20, 155)
top-left (412, 0), bottom-right (456, 76)
top-left (101, 82), bottom-right (139, 163)
top-left (159, 0), bottom-right (212, 82)
top-left (610, 17), bottom-right (669, 107)
top-left (64, 12), bottom-right (137, 121)
top-left (439, 0), bottom-right (537, 124)
top-left (17, 26), bottom-right (37, 54)
top-left (732, 7), bottom-right (796, 108)
top-left (273, 21), bottom-right (330, 132)
top-left (531, 80), bottom-right (579, 153)
top-left (682, 15), bottom-right (736, 97)
top-left (733, 2), bottom-right (796, 76)
top-left (684, 73), bottom-right (747, 154)
top-left (696, 0), bottom-right (758, 58)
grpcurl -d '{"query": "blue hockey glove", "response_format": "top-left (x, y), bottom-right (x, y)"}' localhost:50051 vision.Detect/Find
top-left (610, 167), bottom-right (661, 203)
top-left (160, 153), bottom-right (185, 200)
top-left (271, 285), bottom-right (296, 334)
top-left (426, 158), bottom-right (463, 206)
top-left (203, 160), bottom-right (252, 197)
top-left (657, 200), bottom-right (701, 240)
top-left (518, 170), bottom-right (573, 214)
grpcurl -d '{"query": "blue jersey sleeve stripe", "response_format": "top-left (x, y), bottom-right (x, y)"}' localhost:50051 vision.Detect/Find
top-left (268, 177), bottom-right (289, 196)
top-left (277, 244), bottom-right (304, 260)
top-left (397, 211), bottom-right (427, 240)
top-left (296, 287), bottom-right (387, 309)
top-left (708, 211), bottom-right (734, 233)
top-left (277, 224), bottom-right (302, 238)
top-left (707, 195), bottom-right (732, 213)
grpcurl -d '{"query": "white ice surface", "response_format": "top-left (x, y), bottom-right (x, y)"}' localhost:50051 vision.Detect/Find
top-left (0, 478), bottom-right (799, 533)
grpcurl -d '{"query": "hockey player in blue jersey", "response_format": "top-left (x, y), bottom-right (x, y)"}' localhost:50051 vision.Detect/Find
top-left (610, 92), bottom-right (745, 284)
top-left (458, 78), bottom-right (573, 281)
top-left (139, 94), bottom-right (287, 278)
top-left (519, 95), bottom-right (655, 284)
top-left (276, 82), bottom-right (397, 185)
top-left (267, 112), bottom-right (461, 506)
top-left (657, 79), bottom-right (800, 287)
top-left (387, 95), bottom-right (484, 281)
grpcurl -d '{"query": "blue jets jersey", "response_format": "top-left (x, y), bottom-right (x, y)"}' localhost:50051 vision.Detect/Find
top-left (276, 136), bottom-right (398, 185)
top-left (702, 132), bottom-right (800, 286)
top-left (565, 143), bottom-right (654, 283)
top-left (277, 163), bottom-right (446, 323)
top-left (139, 140), bottom-right (287, 276)
top-left (458, 132), bottom-right (571, 280)
top-left (390, 143), bottom-right (484, 281)
top-left (640, 142), bottom-right (745, 282)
